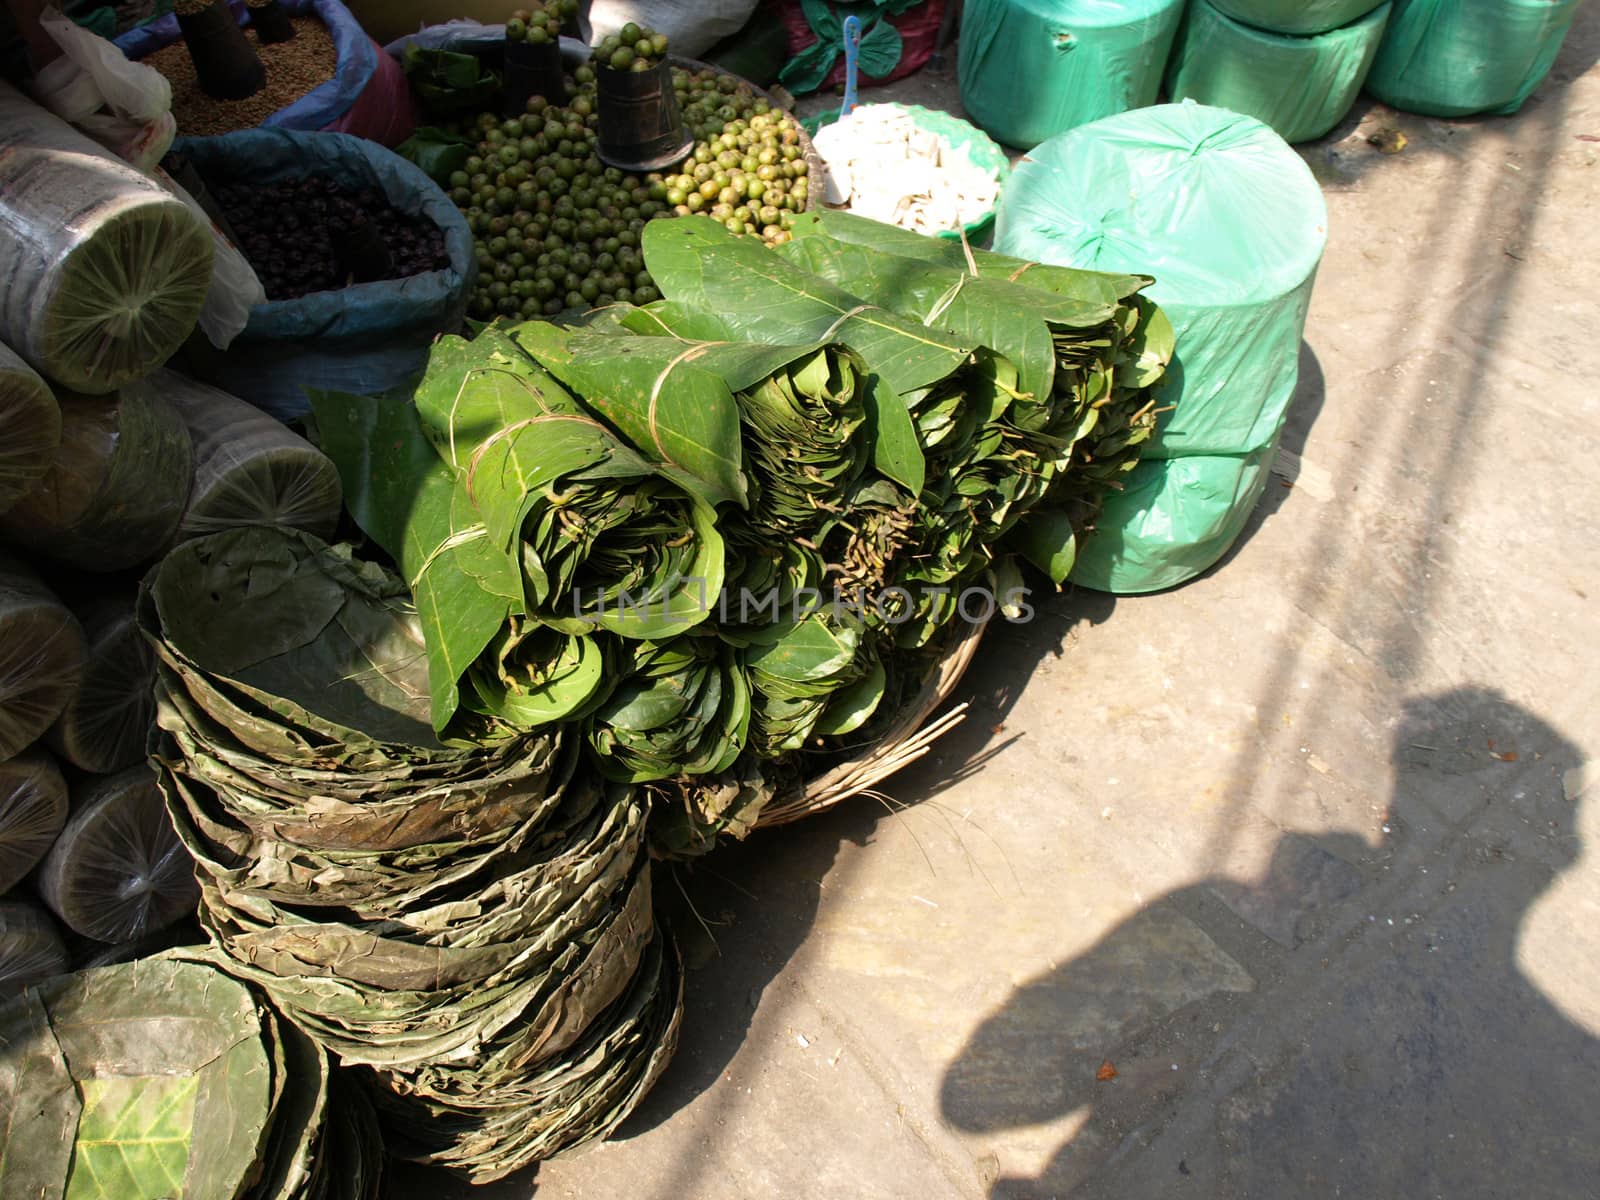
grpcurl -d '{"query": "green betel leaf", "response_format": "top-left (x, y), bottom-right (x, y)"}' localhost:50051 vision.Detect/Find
top-left (743, 610), bottom-right (862, 685)
top-left (813, 652), bottom-right (887, 737)
top-left (621, 301), bottom-right (925, 497)
top-left (1007, 507), bottom-right (1079, 585)
top-left (586, 637), bottom-right (750, 781)
top-left (310, 389), bottom-right (513, 731)
top-left (641, 217), bottom-right (975, 402)
top-left (1126, 295), bottom-right (1176, 388)
top-left (66, 1074), bottom-right (198, 1200)
top-left (776, 232), bottom-right (1119, 405)
top-left (789, 210), bottom-right (1153, 305)
top-left (509, 320), bottom-right (771, 510)
top-left (411, 329), bottom-right (724, 644)
top-left (863, 375), bottom-right (925, 497)
top-left (466, 623), bottom-right (610, 729)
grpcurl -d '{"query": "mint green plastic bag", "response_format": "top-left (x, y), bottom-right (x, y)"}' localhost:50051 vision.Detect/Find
top-left (1366, 0), bottom-right (1584, 118)
top-left (1210, 0), bottom-right (1386, 35)
top-left (1166, 0), bottom-right (1392, 144)
top-left (995, 103), bottom-right (1326, 593)
top-left (1077, 440), bottom-right (1281, 594)
top-left (957, 0), bottom-right (1186, 149)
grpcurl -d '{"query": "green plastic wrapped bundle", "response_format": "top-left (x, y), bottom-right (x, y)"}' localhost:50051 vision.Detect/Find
top-left (995, 103), bottom-right (1327, 593)
top-left (1165, 1), bottom-right (1393, 144)
top-left (1210, 0), bottom-right (1387, 34)
top-left (1365, 0), bottom-right (1584, 117)
top-left (958, 0), bottom-right (1186, 149)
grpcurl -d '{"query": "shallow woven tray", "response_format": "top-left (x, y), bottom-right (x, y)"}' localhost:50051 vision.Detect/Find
top-left (755, 609), bottom-right (991, 829)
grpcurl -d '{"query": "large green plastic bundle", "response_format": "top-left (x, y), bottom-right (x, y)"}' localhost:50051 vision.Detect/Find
top-left (1165, 0), bottom-right (1393, 144)
top-left (0, 341), bottom-right (61, 517)
top-left (1210, 0), bottom-right (1386, 34)
top-left (996, 103), bottom-right (1327, 593)
top-left (1366, 0), bottom-right (1584, 117)
top-left (957, 0), bottom-right (1186, 149)
top-left (0, 554), bottom-right (86, 761)
top-left (0, 953), bottom-right (382, 1200)
top-left (0, 82), bottom-right (212, 394)
top-left (0, 384), bottom-right (195, 572)
top-left (155, 370), bottom-right (345, 544)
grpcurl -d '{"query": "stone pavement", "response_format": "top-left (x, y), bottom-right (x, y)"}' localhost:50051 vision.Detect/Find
top-left (398, 13), bottom-right (1600, 1199)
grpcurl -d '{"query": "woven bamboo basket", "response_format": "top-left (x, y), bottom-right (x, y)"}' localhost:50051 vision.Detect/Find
top-left (755, 606), bottom-right (991, 829)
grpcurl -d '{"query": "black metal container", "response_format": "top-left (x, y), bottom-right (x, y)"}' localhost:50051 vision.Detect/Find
top-left (595, 59), bottom-right (693, 172)
top-left (503, 37), bottom-right (565, 117)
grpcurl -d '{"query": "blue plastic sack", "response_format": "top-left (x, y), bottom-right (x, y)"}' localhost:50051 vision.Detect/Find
top-left (173, 129), bottom-right (475, 421)
top-left (118, 0), bottom-right (379, 133)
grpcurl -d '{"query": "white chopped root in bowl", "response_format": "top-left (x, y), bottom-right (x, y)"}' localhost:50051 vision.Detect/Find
top-left (811, 105), bottom-right (999, 235)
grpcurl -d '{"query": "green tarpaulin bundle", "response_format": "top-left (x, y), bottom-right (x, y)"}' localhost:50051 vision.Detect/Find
top-left (996, 102), bottom-right (1326, 593)
top-left (141, 525), bottom-right (682, 1182)
top-left (1210, 0), bottom-right (1386, 34)
top-left (1165, 0), bottom-right (1393, 144)
top-left (1365, 0), bottom-right (1585, 118)
top-left (957, 0), bottom-right (1186, 149)
top-left (0, 952), bottom-right (382, 1199)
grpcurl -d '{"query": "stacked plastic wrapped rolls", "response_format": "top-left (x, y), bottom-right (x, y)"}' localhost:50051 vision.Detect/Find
top-left (957, 0), bottom-right (1186, 148)
top-left (1165, 0), bottom-right (1393, 144)
top-left (995, 103), bottom-right (1328, 594)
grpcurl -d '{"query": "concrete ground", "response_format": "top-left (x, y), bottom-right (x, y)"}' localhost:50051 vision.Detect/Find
top-left (406, 15), bottom-right (1600, 1200)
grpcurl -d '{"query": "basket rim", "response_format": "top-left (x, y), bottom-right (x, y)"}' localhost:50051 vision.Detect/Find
top-left (754, 605), bottom-right (992, 829)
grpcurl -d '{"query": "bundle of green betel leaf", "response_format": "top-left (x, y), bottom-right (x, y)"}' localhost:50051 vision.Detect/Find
top-left (137, 207), bottom-right (1166, 1184)
top-left (310, 208), bottom-right (1172, 855)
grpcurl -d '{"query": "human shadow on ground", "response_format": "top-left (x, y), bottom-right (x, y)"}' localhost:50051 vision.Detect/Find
top-left (941, 686), bottom-right (1599, 1198)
